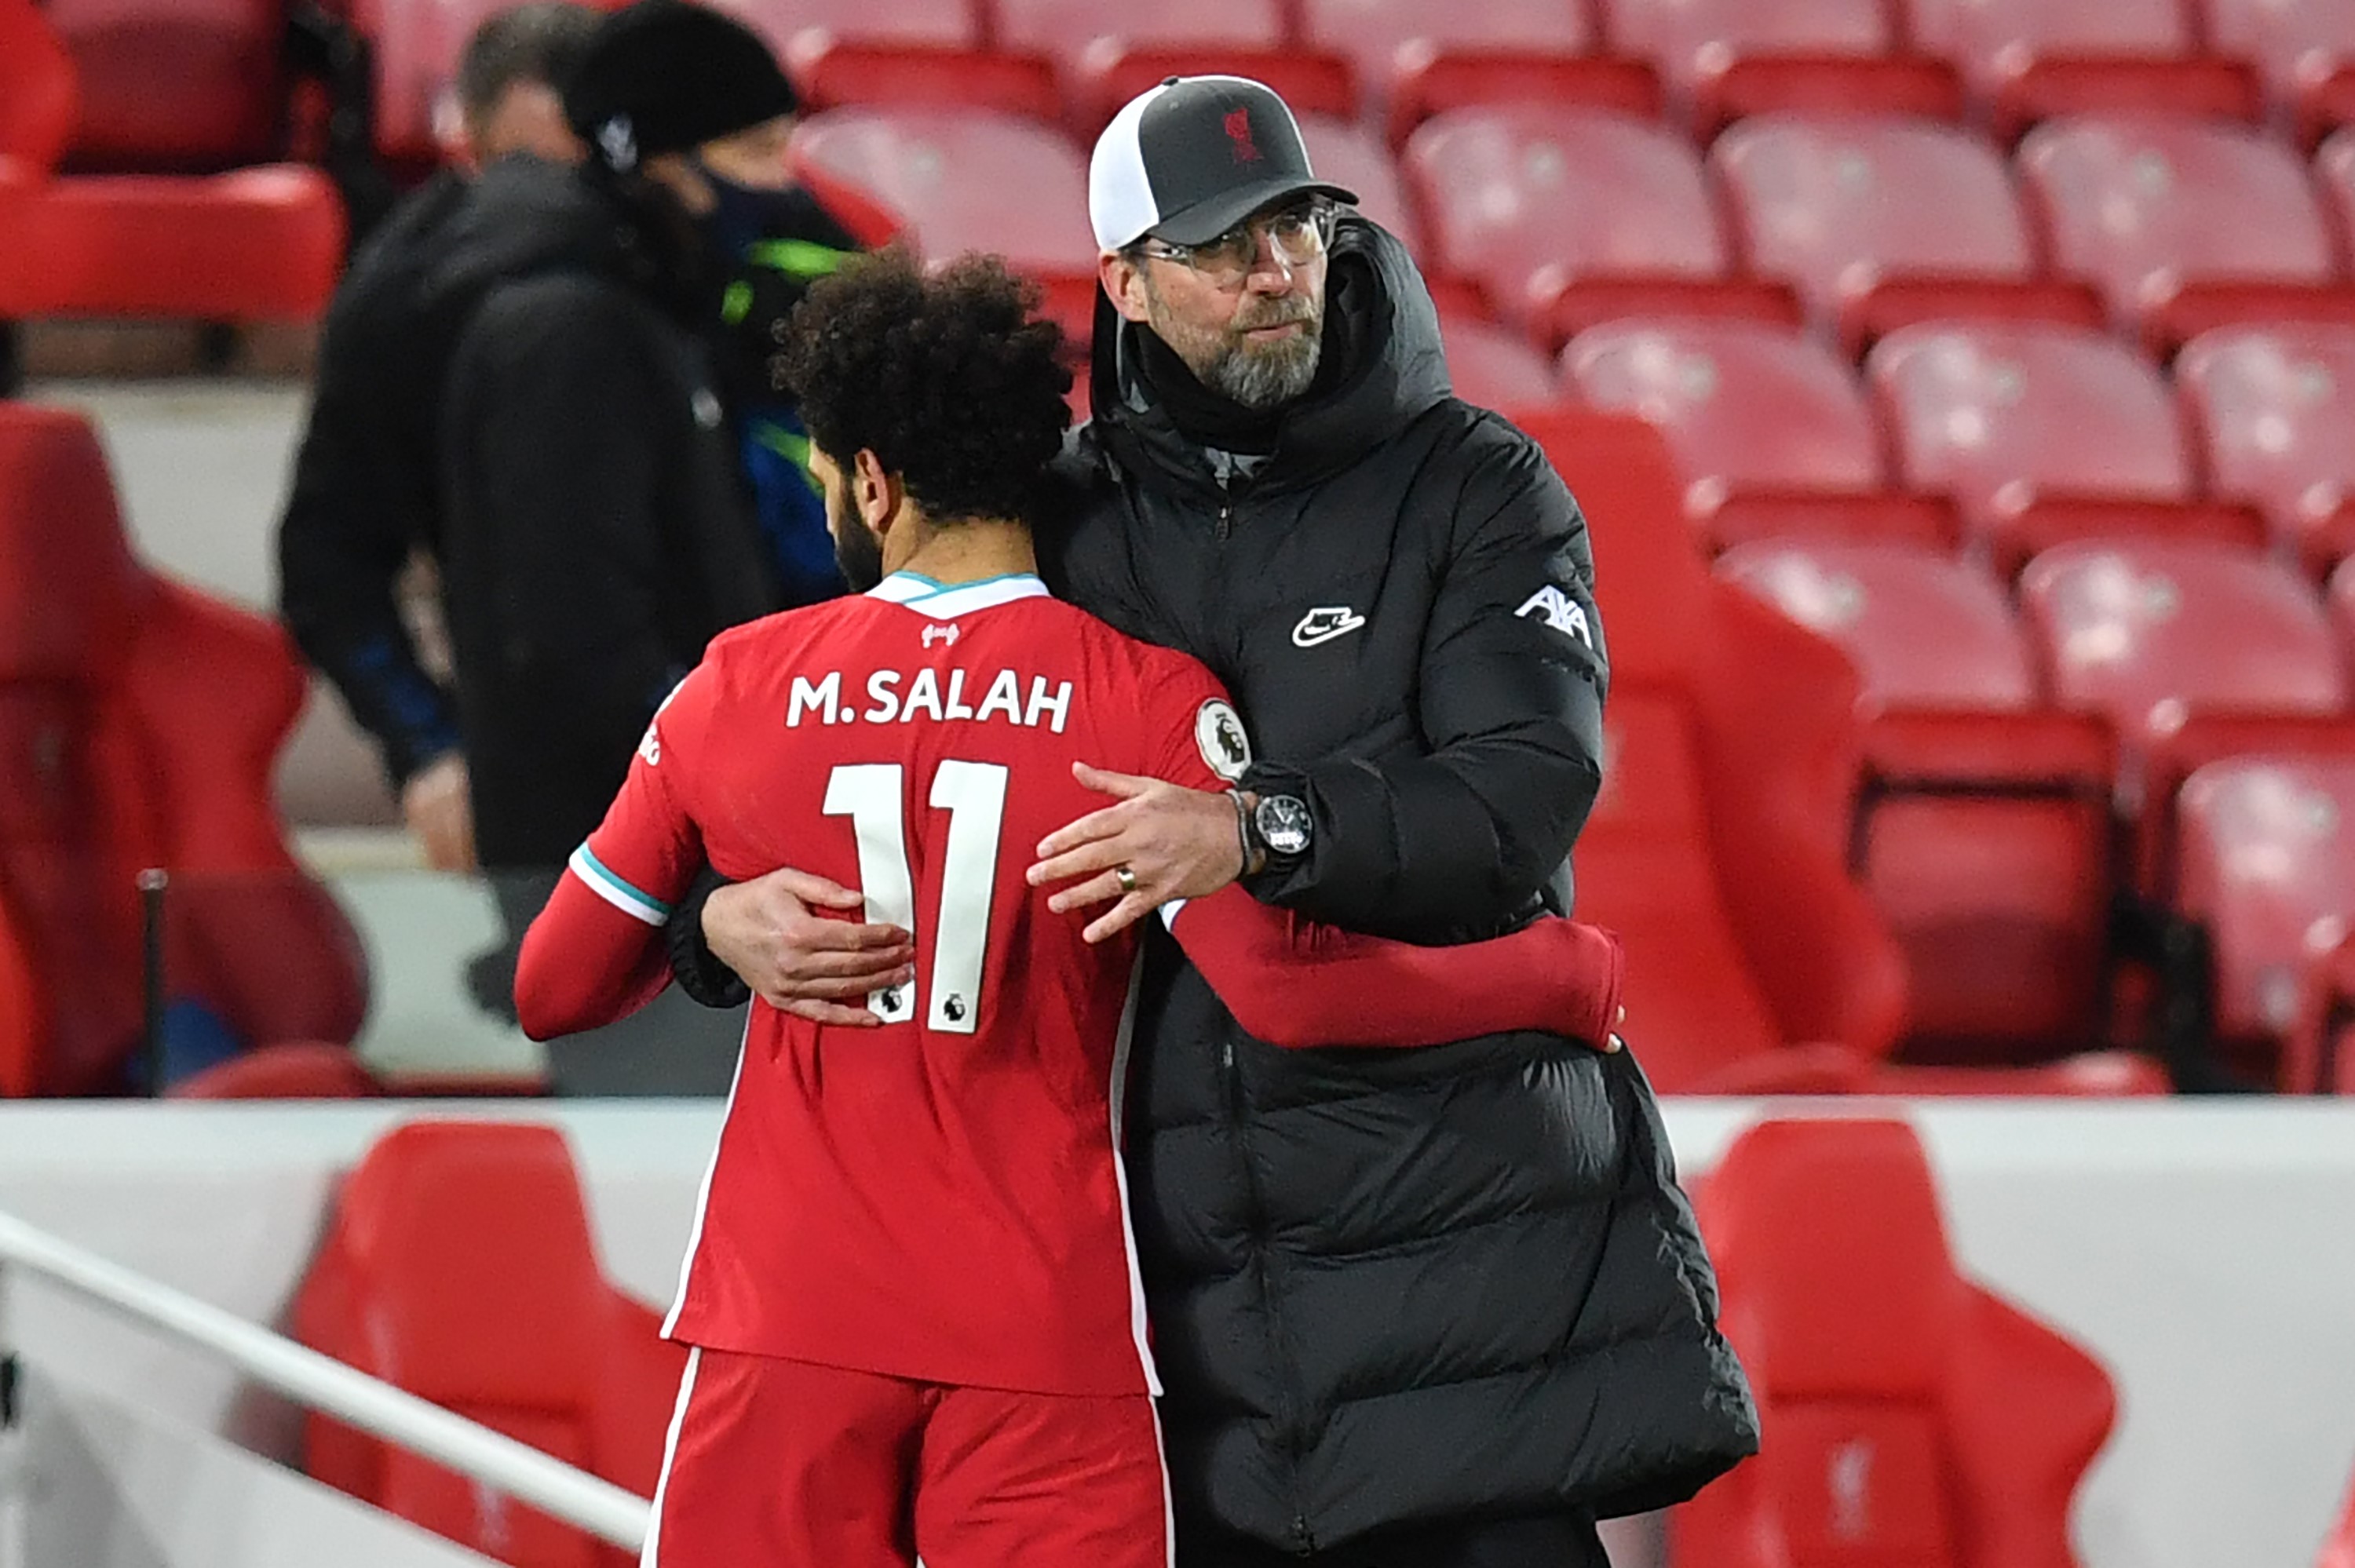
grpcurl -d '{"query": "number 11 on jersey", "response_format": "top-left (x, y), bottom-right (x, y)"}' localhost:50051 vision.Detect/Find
top-left (821, 760), bottom-right (1009, 1033)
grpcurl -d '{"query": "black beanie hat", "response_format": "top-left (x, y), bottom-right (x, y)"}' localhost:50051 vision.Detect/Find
top-left (564, 0), bottom-right (799, 173)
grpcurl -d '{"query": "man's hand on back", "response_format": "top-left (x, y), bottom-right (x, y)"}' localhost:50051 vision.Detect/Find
top-left (1028, 762), bottom-right (1248, 944)
top-left (702, 868), bottom-right (916, 1027)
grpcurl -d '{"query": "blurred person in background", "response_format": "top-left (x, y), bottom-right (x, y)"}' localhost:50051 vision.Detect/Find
top-left (280, 0), bottom-right (877, 879)
top-left (276, 1), bottom-right (597, 874)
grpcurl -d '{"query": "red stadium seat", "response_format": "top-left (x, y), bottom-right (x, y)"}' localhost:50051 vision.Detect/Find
top-left (2022, 541), bottom-right (2348, 748)
top-left (1719, 542), bottom-right (2036, 709)
top-left (1675, 1118), bottom-right (2117, 1568)
top-left (1437, 312), bottom-right (1558, 412)
top-left (1615, 0), bottom-right (1966, 143)
top-left (295, 1121), bottom-right (688, 1568)
top-left (1533, 411), bottom-right (1907, 1092)
top-left (1868, 322), bottom-right (2237, 566)
top-left (1603, 0), bottom-right (1888, 92)
top-left (779, 27), bottom-right (1059, 122)
top-left (1722, 542), bottom-right (2120, 1053)
top-left (726, 0), bottom-right (980, 50)
top-left (0, 0), bottom-right (341, 324)
top-left (2203, 0), bottom-right (2355, 147)
top-left (1400, 104), bottom-right (1798, 341)
top-left (2176, 754), bottom-right (2355, 1052)
top-left (1562, 319), bottom-right (1884, 546)
top-left (2021, 540), bottom-right (2351, 890)
top-left (789, 106), bottom-right (1095, 345)
top-left (0, 403), bottom-right (368, 1096)
top-left (1713, 115), bottom-right (2104, 357)
top-left (43, 0), bottom-right (289, 170)
top-left (2019, 116), bottom-right (2353, 357)
top-left (2320, 130), bottom-right (2355, 261)
top-left (1296, 0), bottom-right (1661, 147)
top-left (168, 1040), bottom-right (384, 1098)
top-left (2178, 324), bottom-right (2355, 574)
top-left (1294, 114), bottom-right (1420, 257)
top-left (991, 0), bottom-right (1356, 134)
top-left (0, 0), bottom-right (78, 172)
top-left (2321, 1461), bottom-right (2355, 1564)
top-left (1904, 0), bottom-right (2255, 144)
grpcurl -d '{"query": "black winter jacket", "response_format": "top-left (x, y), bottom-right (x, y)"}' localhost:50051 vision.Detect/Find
top-left (436, 159), bottom-right (777, 869)
top-left (1041, 220), bottom-right (1758, 1551)
top-left (276, 168), bottom-right (476, 790)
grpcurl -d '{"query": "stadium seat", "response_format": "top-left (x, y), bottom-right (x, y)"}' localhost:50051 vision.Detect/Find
top-left (1294, 114), bottom-right (1421, 257)
top-left (2176, 754), bottom-right (2355, 1056)
top-left (1721, 542), bottom-right (2120, 1054)
top-left (2291, 928), bottom-right (2355, 1092)
top-left (0, 0), bottom-right (78, 173)
top-left (0, 403), bottom-right (369, 1097)
top-left (1530, 411), bottom-right (1906, 1092)
top-left (1301, 0), bottom-right (1631, 141)
top-left (1296, 0), bottom-right (1659, 147)
top-left (1400, 104), bottom-right (1799, 343)
top-left (2321, 130), bottom-right (2355, 264)
top-left (1712, 114), bottom-right (2104, 357)
top-left (788, 106), bottom-right (1097, 349)
top-left (2018, 115), bottom-right (2355, 358)
top-left (2322, 1460), bottom-right (2355, 1565)
top-left (0, 0), bottom-right (342, 325)
top-left (295, 1121), bottom-right (688, 1568)
top-left (43, 0), bottom-right (290, 171)
top-left (1610, 0), bottom-right (1963, 140)
top-left (1674, 1117), bottom-right (2117, 1568)
top-left (723, 0), bottom-right (1057, 124)
top-left (2178, 324), bottom-right (2355, 575)
top-left (2202, 0), bottom-right (2355, 147)
top-left (2023, 541), bottom-right (2349, 746)
top-left (1562, 319), bottom-right (1886, 548)
top-left (1903, 0), bottom-right (2258, 144)
top-left (1437, 312), bottom-right (1558, 413)
top-left (1868, 323), bottom-right (2261, 570)
top-left (2021, 540), bottom-right (2353, 892)
top-left (991, 0), bottom-right (1356, 135)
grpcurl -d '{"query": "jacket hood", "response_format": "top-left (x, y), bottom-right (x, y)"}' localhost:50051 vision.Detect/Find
top-left (419, 155), bottom-right (696, 320)
top-left (1086, 216), bottom-right (1454, 493)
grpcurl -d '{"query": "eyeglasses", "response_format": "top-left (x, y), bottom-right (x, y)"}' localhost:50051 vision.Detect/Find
top-left (1134, 201), bottom-right (1337, 289)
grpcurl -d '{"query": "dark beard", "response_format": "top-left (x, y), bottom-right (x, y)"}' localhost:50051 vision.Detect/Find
top-left (834, 514), bottom-right (885, 594)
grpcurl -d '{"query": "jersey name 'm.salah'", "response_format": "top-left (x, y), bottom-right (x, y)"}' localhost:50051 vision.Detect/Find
top-left (781, 665), bottom-right (1074, 732)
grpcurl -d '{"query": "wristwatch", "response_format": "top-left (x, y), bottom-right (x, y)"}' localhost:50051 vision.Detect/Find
top-left (1250, 793), bottom-right (1313, 863)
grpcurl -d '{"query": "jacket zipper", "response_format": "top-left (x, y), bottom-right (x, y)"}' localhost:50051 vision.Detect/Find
top-left (1221, 1034), bottom-right (1316, 1553)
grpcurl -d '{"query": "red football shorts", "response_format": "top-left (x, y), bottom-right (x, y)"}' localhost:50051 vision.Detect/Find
top-left (642, 1347), bottom-right (1174, 1568)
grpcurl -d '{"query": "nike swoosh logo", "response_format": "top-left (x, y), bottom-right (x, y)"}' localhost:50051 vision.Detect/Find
top-left (1292, 608), bottom-right (1367, 648)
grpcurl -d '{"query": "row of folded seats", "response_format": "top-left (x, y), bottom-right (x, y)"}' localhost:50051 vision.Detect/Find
top-left (293, 1114), bottom-right (2131, 1568)
top-left (781, 97), bottom-right (2355, 388)
top-left (373, 0), bottom-right (2355, 163)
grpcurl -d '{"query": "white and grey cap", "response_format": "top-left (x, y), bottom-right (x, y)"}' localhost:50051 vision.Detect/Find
top-left (1088, 75), bottom-right (1358, 253)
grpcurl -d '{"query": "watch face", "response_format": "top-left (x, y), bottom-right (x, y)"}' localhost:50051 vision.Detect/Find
top-left (1256, 793), bottom-right (1313, 857)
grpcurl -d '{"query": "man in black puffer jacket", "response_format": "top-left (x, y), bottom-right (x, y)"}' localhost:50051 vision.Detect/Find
top-left (677, 75), bottom-right (1757, 1568)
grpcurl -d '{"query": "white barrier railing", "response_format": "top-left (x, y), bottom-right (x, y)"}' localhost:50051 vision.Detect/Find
top-left (0, 1206), bottom-right (649, 1567)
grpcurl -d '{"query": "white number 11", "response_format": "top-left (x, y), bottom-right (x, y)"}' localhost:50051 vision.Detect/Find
top-left (820, 760), bottom-right (1009, 1033)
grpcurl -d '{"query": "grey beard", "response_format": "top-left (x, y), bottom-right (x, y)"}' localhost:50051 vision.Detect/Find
top-left (1203, 330), bottom-right (1322, 410)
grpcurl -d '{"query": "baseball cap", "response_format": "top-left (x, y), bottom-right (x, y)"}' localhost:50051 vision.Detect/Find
top-left (564, 0), bottom-right (799, 174)
top-left (1088, 76), bottom-right (1358, 253)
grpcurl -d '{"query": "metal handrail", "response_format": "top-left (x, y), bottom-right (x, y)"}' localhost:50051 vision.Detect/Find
top-left (0, 1207), bottom-right (649, 1559)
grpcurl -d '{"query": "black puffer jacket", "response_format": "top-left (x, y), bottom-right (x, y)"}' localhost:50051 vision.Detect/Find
top-left (434, 159), bottom-right (777, 868)
top-left (1041, 219), bottom-right (1757, 1551)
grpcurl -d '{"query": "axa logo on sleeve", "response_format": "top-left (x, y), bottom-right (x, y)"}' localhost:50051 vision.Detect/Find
top-left (1516, 585), bottom-right (1594, 648)
top-left (1292, 606), bottom-right (1366, 647)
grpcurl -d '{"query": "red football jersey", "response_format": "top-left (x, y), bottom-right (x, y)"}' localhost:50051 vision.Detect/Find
top-left (568, 571), bottom-right (1247, 1398)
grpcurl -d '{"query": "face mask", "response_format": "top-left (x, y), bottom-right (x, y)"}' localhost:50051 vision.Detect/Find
top-left (695, 156), bottom-right (805, 261)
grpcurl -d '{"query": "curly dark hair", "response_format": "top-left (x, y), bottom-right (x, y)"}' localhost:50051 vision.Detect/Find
top-left (780, 248), bottom-right (1072, 523)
